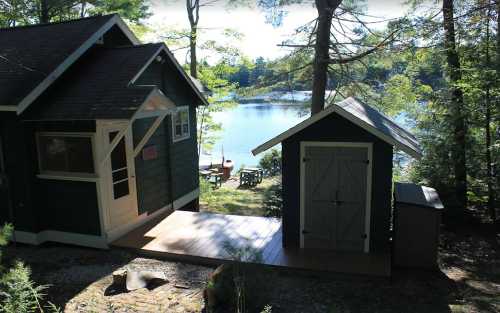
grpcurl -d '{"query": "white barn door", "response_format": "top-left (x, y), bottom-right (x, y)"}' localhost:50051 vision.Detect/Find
top-left (300, 142), bottom-right (372, 253)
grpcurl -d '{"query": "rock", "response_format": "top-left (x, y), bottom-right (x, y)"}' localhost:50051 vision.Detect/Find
top-left (126, 270), bottom-right (168, 291)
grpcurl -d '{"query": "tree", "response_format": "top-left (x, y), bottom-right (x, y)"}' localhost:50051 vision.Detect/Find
top-left (0, 0), bottom-right (150, 26)
top-left (442, 0), bottom-right (468, 211)
top-left (310, 0), bottom-right (341, 114)
top-left (186, 0), bottom-right (200, 78)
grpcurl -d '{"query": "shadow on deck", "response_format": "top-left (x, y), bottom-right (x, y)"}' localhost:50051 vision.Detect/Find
top-left (112, 211), bottom-right (390, 276)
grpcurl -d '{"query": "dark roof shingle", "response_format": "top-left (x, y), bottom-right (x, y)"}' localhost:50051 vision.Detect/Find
top-left (23, 44), bottom-right (163, 120)
top-left (0, 15), bottom-right (115, 107)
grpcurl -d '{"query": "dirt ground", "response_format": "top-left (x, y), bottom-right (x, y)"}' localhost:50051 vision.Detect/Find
top-left (4, 246), bottom-right (213, 313)
top-left (4, 212), bottom-right (499, 313)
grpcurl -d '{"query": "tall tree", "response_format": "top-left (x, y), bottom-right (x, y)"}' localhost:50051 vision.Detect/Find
top-left (483, 2), bottom-right (495, 220)
top-left (442, 0), bottom-right (467, 211)
top-left (311, 0), bottom-right (341, 114)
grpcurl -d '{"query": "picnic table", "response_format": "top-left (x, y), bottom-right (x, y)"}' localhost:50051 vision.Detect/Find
top-left (200, 169), bottom-right (222, 188)
top-left (239, 167), bottom-right (263, 187)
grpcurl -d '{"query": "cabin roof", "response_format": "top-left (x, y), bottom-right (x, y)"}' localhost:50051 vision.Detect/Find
top-left (252, 97), bottom-right (422, 159)
top-left (1, 14), bottom-right (208, 115)
top-left (394, 182), bottom-right (444, 209)
top-left (23, 44), bottom-right (169, 120)
top-left (0, 15), bottom-right (135, 111)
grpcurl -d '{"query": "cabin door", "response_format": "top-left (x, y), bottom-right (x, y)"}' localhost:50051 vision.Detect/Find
top-left (300, 142), bottom-right (372, 253)
top-left (102, 124), bottom-right (138, 231)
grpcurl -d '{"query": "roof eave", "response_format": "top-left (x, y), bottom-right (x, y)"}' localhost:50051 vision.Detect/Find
top-left (252, 101), bottom-right (423, 160)
top-left (128, 44), bottom-right (209, 107)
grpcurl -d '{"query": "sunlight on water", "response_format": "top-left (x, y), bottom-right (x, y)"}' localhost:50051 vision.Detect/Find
top-left (199, 103), bottom-right (309, 170)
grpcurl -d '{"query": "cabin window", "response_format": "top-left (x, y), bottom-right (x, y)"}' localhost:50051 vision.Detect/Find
top-left (36, 133), bottom-right (95, 176)
top-left (172, 106), bottom-right (190, 142)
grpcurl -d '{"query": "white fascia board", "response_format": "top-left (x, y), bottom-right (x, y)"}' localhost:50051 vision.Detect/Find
top-left (129, 44), bottom-right (210, 107)
top-left (0, 105), bottom-right (17, 112)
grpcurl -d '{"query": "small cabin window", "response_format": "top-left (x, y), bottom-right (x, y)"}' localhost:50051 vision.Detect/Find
top-left (36, 133), bottom-right (95, 176)
top-left (172, 106), bottom-right (190, 142)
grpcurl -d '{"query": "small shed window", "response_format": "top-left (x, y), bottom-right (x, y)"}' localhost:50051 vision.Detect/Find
top-left (172, 106), bottom-right (190, 142)
top-left (36, 133), bottom-right (95, 175)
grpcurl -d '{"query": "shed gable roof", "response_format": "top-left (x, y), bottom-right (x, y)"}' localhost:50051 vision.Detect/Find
top-left (252, 97), bottom-right (422, 159)
top-left (0, 14), bottom-right (138, 113)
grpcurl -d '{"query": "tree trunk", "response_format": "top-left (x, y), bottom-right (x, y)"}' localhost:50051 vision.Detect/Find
top-left (442, 0), bottom-right (467, 211)
top-left (190, 27), bottom-right (198, 78)
top-left (483, 4), bottom-right (495, 221)
top-left (311, 0), bottom-right (342, 115)
top-left (40, 0), bottom-right (49, 23)
top-left (186, 0), bottom-right (199, 79)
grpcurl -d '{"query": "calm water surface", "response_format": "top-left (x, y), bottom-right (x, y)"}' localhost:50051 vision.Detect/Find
top-left (200, 103), bottom-right (309, 170)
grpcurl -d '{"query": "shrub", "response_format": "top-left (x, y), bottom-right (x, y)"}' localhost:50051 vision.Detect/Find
top-left (0, 224), bottom-right (59, 313)
top-left (258, 149), bottom-right (281, 176)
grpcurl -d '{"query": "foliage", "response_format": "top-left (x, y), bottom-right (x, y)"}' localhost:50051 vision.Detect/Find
top-left (0, 0), bottom-right (150, 27)
top-left (258, 149), bottom-right (282, 177)
top-left (0, 225), bottom-right (59, 313)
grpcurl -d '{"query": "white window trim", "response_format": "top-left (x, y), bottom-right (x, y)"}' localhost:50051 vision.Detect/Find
top-left (171, 106), bottom-right (190, 142)
top-left (35, 132), bottom-right (98, 181)
top-left (299, 141), bottom-right (373, 253)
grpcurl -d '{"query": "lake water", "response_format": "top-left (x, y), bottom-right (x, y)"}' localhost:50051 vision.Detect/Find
top-left (199, 103), bottom-right (309, 170)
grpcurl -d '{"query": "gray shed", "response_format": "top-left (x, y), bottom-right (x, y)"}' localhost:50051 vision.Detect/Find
top-left (393, 182), bottom-right (444, 269)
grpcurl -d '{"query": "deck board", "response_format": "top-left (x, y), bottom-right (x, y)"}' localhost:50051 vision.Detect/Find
top-left (112, 211), bottom-right (391, 276)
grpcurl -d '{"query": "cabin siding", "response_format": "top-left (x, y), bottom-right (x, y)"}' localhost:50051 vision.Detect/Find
top-left (168, 105), bottom-right (199, 200)
top-left (27, 121), bottom-right (100, 235)
top-left (281, 112), bottom-right (393, 253)
top-left (134, 59), bottom-right (200, 202)
top-left (35, 179), bottom-right (101, 235)
top-left (0, 114), bottom-right (38, 232)
top-left (133, 117), bottom-right (172, 215)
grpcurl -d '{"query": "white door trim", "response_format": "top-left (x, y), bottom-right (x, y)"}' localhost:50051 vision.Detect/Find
top-left (95, 120), bottom-right (139, 234)
top-left (299, 141), bottom-right (373, 253)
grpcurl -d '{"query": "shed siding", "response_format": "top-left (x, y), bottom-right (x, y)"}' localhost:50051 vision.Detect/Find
top-left (133, 117), bottom-right (171, 215)
top-left (282, 112), bottom-right (393, 253)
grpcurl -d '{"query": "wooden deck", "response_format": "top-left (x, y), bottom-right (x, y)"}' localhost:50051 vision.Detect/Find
top-left (113, 211), bottom-right (391, 276)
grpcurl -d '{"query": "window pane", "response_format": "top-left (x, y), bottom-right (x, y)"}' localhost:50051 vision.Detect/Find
top-left (182, 123), bottom-right (189, 134)
top-left (109, 133), bottom-right (127, 171)
top-left (66, 137), bottom-right (94, 173)
top-left (112, 168), bottom-right (128, 182)
top-left (38, 135), bottom-right (94, 174)
top-left (39, 136), bottom-right (68, 172)
top-left (175, 125), bottom-right (182, 136)
top-left (113, 180), bottom-right (129, 199)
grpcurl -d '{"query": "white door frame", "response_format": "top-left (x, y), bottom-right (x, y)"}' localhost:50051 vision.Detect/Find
top-left (95, 120), bottom-right (139, 234)
top-left (299, 141), bottom-right (373, 253)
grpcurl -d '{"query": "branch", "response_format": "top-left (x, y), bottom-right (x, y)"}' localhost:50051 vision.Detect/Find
top-left (328, 29), bottom-right (399, 64)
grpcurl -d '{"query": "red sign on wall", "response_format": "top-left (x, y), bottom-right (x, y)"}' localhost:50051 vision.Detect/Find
top-left (142, 145), bottom-right (158, 161)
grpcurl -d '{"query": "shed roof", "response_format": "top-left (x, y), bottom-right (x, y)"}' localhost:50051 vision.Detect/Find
top-left (23, 44), bottom-right (171, 120)
top-left (394, 182), bottom-right (444, 210)
top-left (252, 97), bottom-right (422, 159)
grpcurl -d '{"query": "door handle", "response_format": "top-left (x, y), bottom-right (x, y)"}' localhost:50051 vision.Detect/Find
top-left (302, 230), bottom-right (310, 234)
top-left (361, 234), bottom-right (367, 239)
